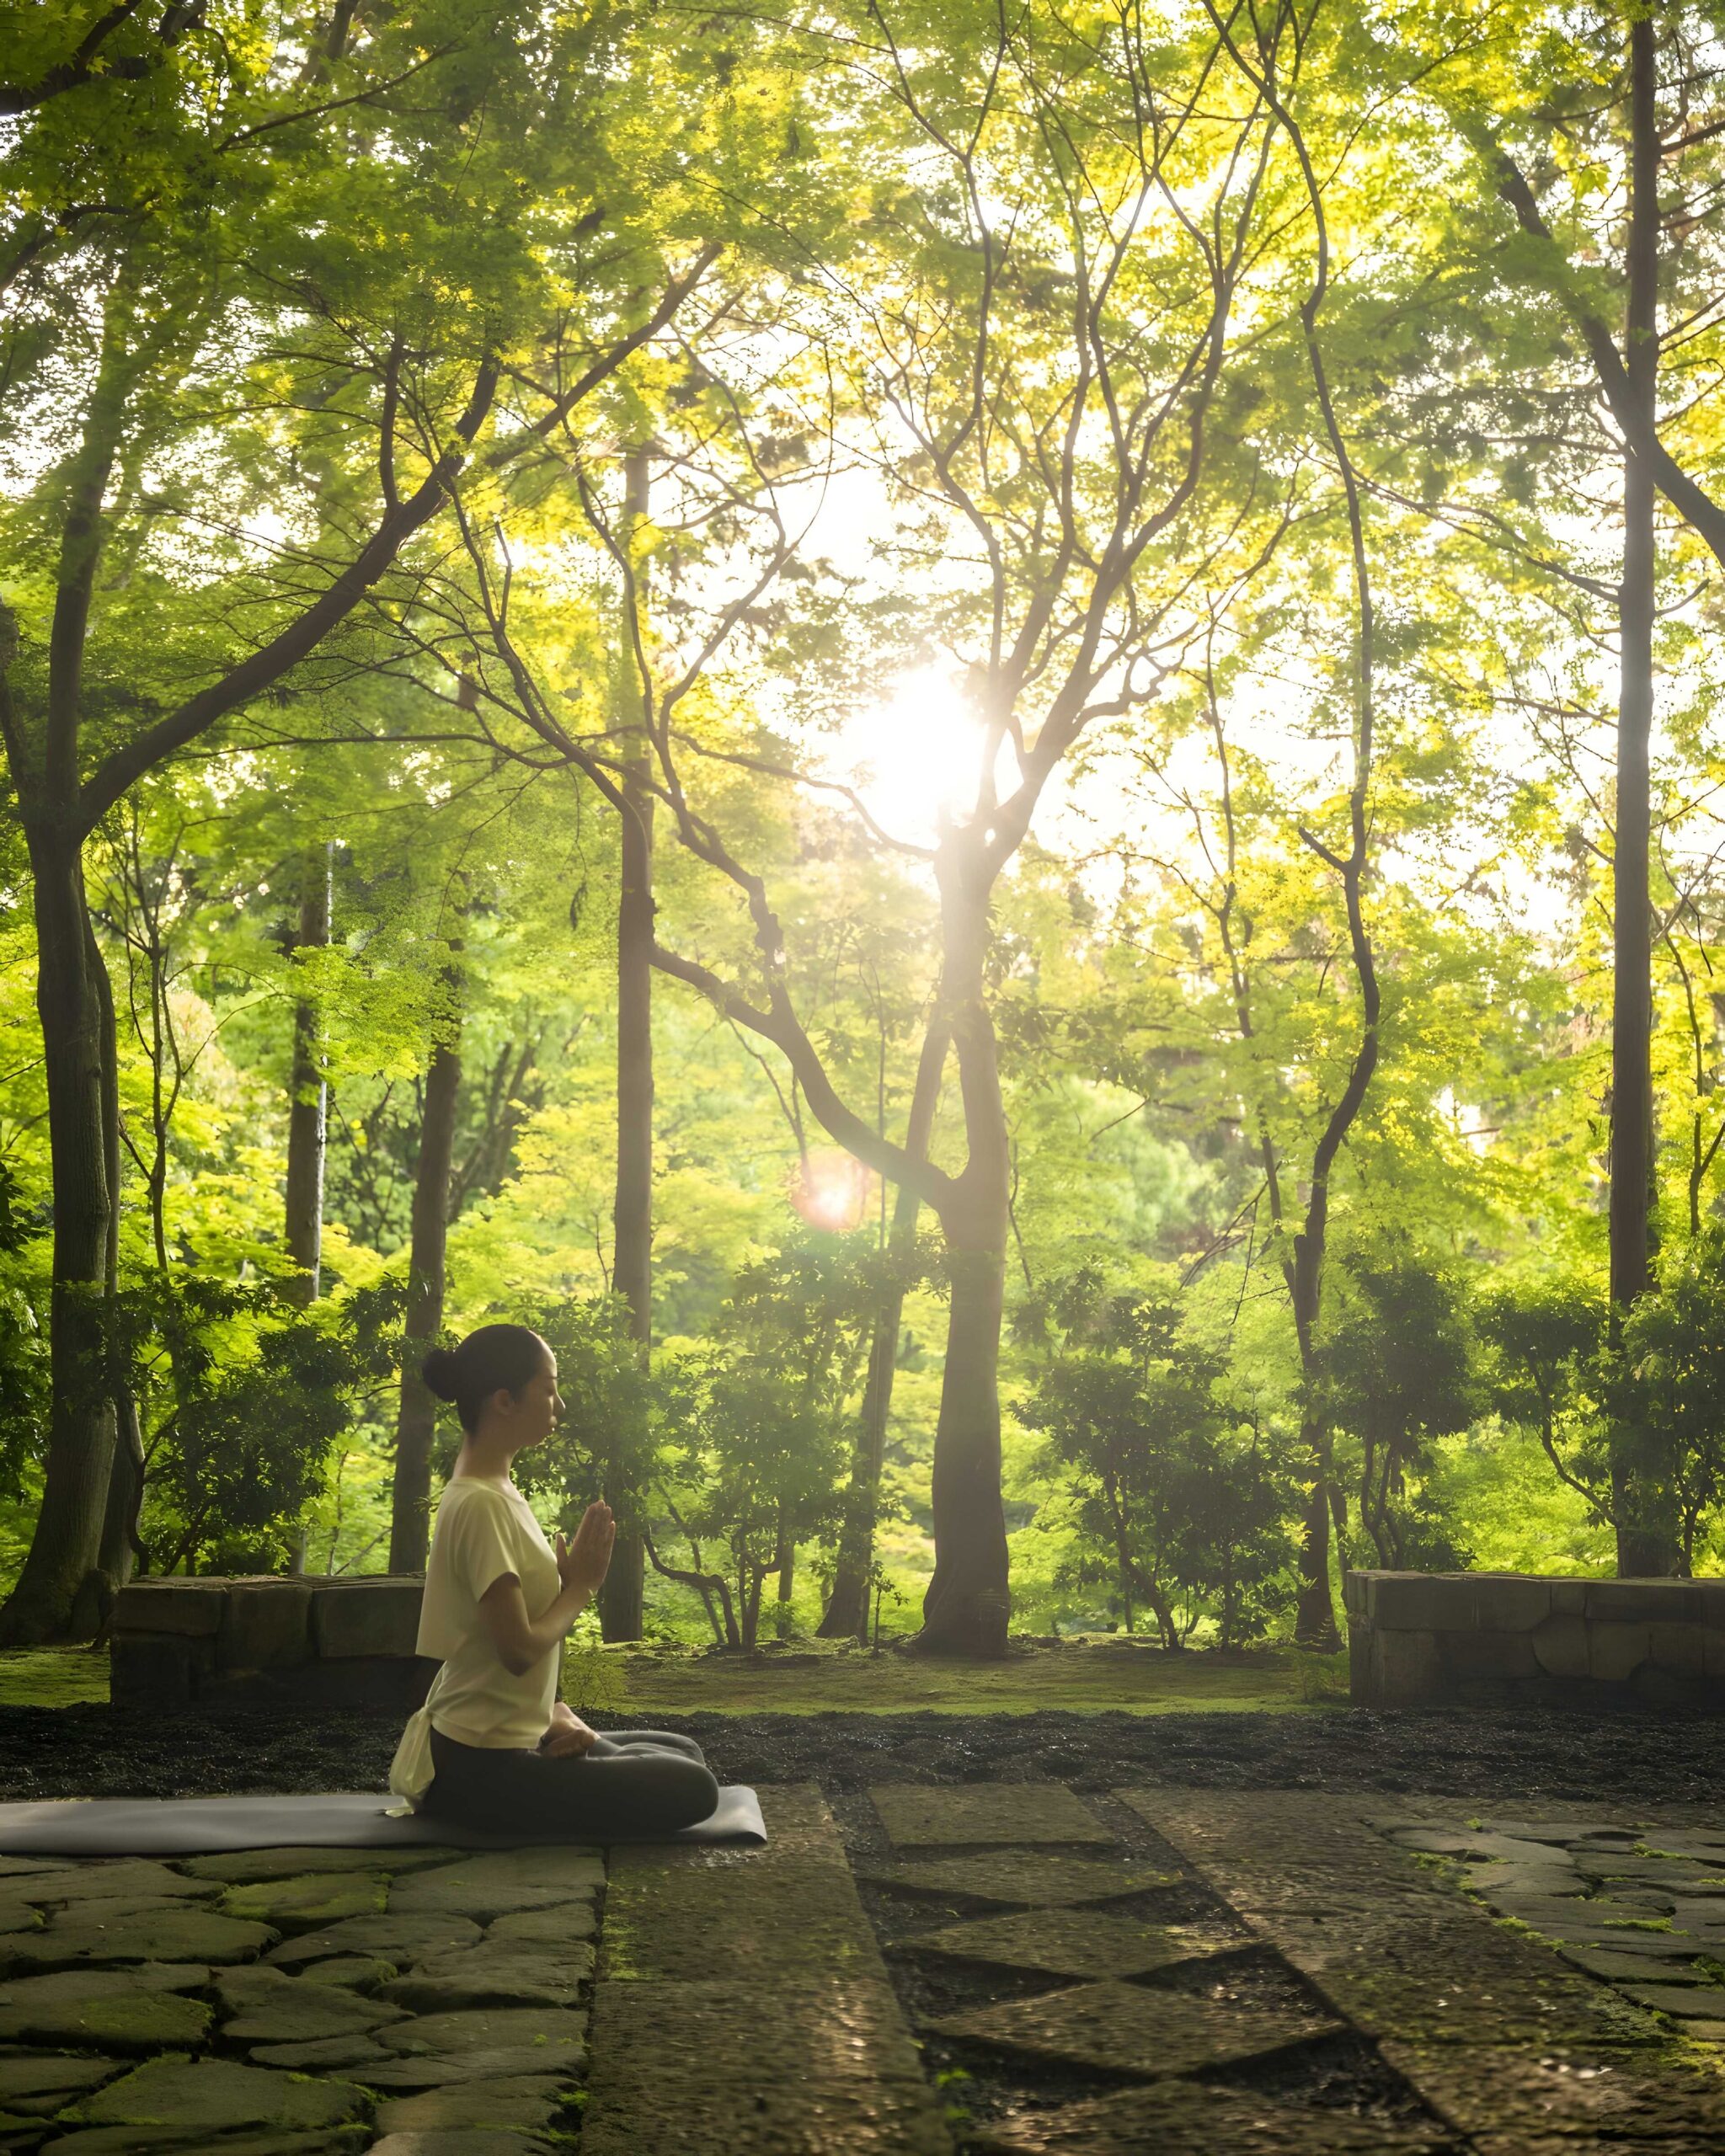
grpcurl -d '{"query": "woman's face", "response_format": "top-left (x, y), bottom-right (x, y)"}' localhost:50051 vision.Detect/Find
top-left (496, 1343), bottom-right (563, 1450)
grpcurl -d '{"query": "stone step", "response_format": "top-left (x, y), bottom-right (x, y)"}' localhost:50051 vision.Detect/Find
top-left (581, 1785), bottom-right (952, 2155)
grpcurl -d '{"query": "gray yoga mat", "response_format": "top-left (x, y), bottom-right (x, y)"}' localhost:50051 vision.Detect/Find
top-left (0, 1785), bottom-right (766, 1855)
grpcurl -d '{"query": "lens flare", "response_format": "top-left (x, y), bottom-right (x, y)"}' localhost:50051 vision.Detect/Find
top-left (789, 1150), bottom-right (873, 1233)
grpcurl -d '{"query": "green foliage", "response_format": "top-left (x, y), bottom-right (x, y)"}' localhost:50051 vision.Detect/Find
top-left (1017, 1270), bottom-right (1296, 1649)
top-left (649, 1241), bottom-right (879, 1648)
top-left (561, 1610), bottom-right (634, 1717)
top-left (111, 1278), bottom-right (404, 1576)
top-left (1320, 1250), bottom-right (1477, 1572)
top-left (13, 0), bottom-right (1725, 1643)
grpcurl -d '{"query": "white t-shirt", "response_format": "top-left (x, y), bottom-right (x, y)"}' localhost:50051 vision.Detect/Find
top-left (387, 1477), bottom-right (563, 1806)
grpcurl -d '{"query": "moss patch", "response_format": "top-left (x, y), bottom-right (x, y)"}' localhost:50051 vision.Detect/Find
top-left (616, 1638), bottom-right (1345, 1716)
top-left (0, 1647), bottom-right (109, 1708)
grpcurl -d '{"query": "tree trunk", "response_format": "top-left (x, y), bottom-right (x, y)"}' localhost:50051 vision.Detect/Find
top-left (775, 1508), bottom-right (794, 1614)
top-left (283, 844), bottom-right (332, 1308)
top-left (90, 909), bottom-right (142, 1603)
top-left (913, 855), bottom-right (1011, 1657)
top-left (916, 1214), bottom-right (1011, 1655)
top-left (819, 1016), bottom-right (948, 1641)
top-left (387, 978), bottom-right (464, 1574)
top-left (1293, 1463), bottom-right (1335, 1645)
top-left (598, 448), bottom-right (652, 1641)
top-left (0, 835), bottom-right (118, 1642)
top-left (1611, 12), bottom-right (1679, 1577)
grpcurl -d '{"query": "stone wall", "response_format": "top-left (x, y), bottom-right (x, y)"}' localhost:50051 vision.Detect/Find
top-left (111, 1575), bottom-right (432, 1710)
top-left (1346, 1569), bottom-right (1725, 1709)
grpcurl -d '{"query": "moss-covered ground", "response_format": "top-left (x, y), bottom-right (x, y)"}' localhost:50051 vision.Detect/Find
top-left (0, 1646), bottom-right (110, 1708)
top-left (610, 1638), bottom-right (1348, 1716)
top-left (0, 1636), bottom-right (1349, 1716)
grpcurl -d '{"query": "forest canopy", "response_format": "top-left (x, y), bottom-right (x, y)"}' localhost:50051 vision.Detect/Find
top-left (3, 0), bottom-right (1725, 1653)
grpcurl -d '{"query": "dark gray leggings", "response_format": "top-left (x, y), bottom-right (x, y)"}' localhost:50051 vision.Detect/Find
top-left (425, 1725), bottom-right (718, 1838)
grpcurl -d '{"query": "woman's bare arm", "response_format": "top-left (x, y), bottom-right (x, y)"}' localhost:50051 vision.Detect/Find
top-left (475, 1501), bottom-right (615, 1677)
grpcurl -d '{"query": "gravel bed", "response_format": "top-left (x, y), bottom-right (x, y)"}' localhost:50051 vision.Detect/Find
top-left (0, 1703), bottom-right (1722, 1804)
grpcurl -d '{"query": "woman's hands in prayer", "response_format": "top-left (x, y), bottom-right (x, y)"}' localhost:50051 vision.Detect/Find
top-left (541, 1700), bottom-right (598, 1758)
top-left (557, 1500), bottom-right (616, 1598)
top-left (478, 1499), bottom-right (617, 1678)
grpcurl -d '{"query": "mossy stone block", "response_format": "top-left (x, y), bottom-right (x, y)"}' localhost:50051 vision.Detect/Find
top-left (221, 1873), bottom-right (387, 1929)
top-left (3, 1903), bottom-right (277, 1969)
top-left (112, 1581), bottom-right (227, 1637)
top-left (310, 1578), bottom-right (424, 1658)
top-left (933, 1979), bottom-right (1340, 2078)
top-left (869, 1783), bottom-right (1111, 1850)
top-left (216, 1964), bottom-right (409, 2042)
top-left (264, 1913), bottom-right (482, 1968)
top-left (373, 2076), bottom-right (568, 2133)
top-left (70, 2052), bottom-right (369, 2131)
top-left (970, 2079), bottom-right (1445, 2154)
top-left (0, 1967), bottom-right (213, 2049)
top-left (388, 1849), bottom-right (602, 1920)
top-left (905, 1906), bottom-right (1241, 1981)
top-left (860, 1853), bottom-right (1178, 1908)
top-left (184, 1847), bottom-right (457, 1884)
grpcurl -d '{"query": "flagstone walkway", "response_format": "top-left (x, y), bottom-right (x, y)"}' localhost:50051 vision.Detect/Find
top-left (1, 1786), bottom-right (1723, 2153)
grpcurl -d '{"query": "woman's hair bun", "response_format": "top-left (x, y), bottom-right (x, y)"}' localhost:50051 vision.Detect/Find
top-left (418, 1323), bottom-right (546, 1433)
top-left (420, 1345), bottom-right (462, 1401)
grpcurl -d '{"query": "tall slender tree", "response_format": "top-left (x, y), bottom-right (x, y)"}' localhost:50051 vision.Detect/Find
top-left (1452, 0), bottom-right (1725, 1568)
top-left (818, 1014), bottom-right (947, 1640)
top-left (387, 937), bottom-right (466, 1575)
top-left (600, 449), bottom-right (654, 1640)
top-left (283, 845), bottom-right (334, 1310)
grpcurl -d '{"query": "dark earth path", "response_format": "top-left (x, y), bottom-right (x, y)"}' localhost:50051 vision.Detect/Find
top-left (2, 1705), bottom-right (1722, 1805)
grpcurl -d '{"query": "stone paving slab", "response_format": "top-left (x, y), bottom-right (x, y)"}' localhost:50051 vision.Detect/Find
top-left (0, 1965), bottom-right (214, 2048)
top-left (372, 2073), bottom-right (567, 2132)
top-left (64, 2051), bottom-right (369, 2132)
top-left (872, 1784), bottom-right (1114, 1850)
top-left (933, 1978), bottom-right (1343, 2078)
top-left (582, 1785), bottom-right (951, 2156)
top-left (264, 1913), bottom-right (483, 1967)
top-left (0, 1828), bottom-right (606, 2151)
top-left (1379, 2038), bottom-right (1725, 2141)
top-left (374, 2000), bottom-right (586, 2071)
top-left (222, 1873), bottom-right (389, 1927)
top-left (613, 1784), bottom-right (849, 1874)
top-left (901, 1905), bottom-right (1244, 1980)
top-left (215, 1963), bottom-right (409, 2041)
top-left (485, 1902), bottom-right (598, 1945)
top-left (1230, 1908), bottom-right (1664, 2046)
top-left (1370, 1804), bottom-right (1725, 2042)
top-left (860, 1853), bottom-right (1181, 1906)
top-left (604, 1853), bottom-right (876, 1982)
top-left (1471, 2137), bottom-right (1725, 2154)
top-left (3, 1903), bottom-right (278, 1969)
top-left (0, 2052), bottom-right (125, 2113)
top-left (379, 1942), bottom-right (592, 2010)
top-left (582, 1972), bottom-right (953, 2156)
top-left (969, 2081), bottom-right (1461, 2153)
top-left (387, 1847), bottom-right (602, 1919)
top-left (250, 2032), bottom-right (393, 2068)
top-left (182, 1847), bottom-right (459, 1882)
top-left (7, 1861), bottom-right (216, 1905)
top-left (1126, 1790), bottom-right (1725, 2143)
top-left (370, 2135), bottom-right (554, 2156)
top-left (37, 2129), bottom-right (370, 2155)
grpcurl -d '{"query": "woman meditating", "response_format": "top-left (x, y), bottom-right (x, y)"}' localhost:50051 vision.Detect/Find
top-left (387, 1322), bottom-right (719, 1838)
